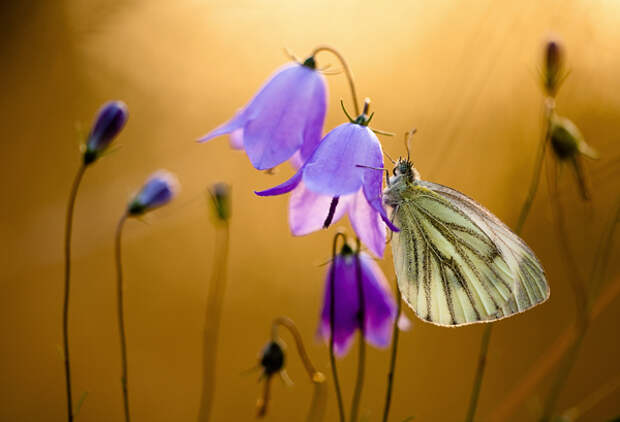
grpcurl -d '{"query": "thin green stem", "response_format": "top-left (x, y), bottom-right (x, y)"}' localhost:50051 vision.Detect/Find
top-left (465, 97), bottom-right (555, 422)
top-left (539, 161), bottom-right (589, 422)
top-left (115, 213), bottom-right (130, 422)
top-left (349, 239), bottom-right (366, 422)
top-left (198, 221), bottom-right (230, 422)
top-left (382, 278), bottom-right (402, 422)
top-left (62, 164), bottom-right (87, 422)
top-left (516, 98), bottom-right (555, 233)
top-left (311, 45), bottom-right (360, 115)
top-left (465, 325), bottom-right (492, 422)
top-left (330, 233), bottom-right (347, 422)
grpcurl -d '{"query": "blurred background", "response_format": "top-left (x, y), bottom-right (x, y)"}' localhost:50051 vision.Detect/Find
top-left (1, 0), bottom-right (620, 421)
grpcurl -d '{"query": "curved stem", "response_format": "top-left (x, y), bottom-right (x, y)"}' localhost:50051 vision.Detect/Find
top-left (329, 232), bottom-right (347, 422)
top-left (465, 97), bottom-right (555, 422)
top-left (62, 164), bottom-right (87, 422)
top-left (115, 213), bottom-right (130, 422)
top-left (382, 278), bottom-right (402, 422)
top-left (198, 221), bottom-right (230, 422)
top-left (271, 317), bottom-right (322, 382)
top-left (311, 45), bottom-right (360, 115)
top-left (349, 238), bottom-right (366, 422)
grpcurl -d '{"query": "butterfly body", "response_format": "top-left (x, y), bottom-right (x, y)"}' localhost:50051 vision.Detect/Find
top-left (383, 159), bottom-right (549, 326)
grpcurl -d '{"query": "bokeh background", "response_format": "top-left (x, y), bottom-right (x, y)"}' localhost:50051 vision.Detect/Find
top-left (2, 0), bottom-right (620, 421)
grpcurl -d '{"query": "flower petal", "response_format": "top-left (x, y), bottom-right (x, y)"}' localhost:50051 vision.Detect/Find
top-left (229, 128), bottom-right (244, 150)
top-left (197, 109), bottom-right (246, 143)
top-left (288, 182), bottom-right (350, 236)
top-left (255, 171), bottom-right (302, 196)
top-left (348, 189), bottom-right (386, 258)
top-left (303, 124), bottom-right (382, 196)
top-left (362, 165), bottom-right (400, 233)
top-left (297, 73), bottom-right (327, 164)
top-left (242, 65), bottom-right (325, 170)
top-left (359, 254), bottom-right (397, 349)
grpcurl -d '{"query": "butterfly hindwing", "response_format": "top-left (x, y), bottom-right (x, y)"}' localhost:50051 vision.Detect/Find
top-left (391, 181), bottom-right (548, 326)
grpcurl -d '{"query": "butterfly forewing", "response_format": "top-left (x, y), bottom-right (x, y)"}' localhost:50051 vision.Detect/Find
top-left (390, 177), bottom-right (549, 326)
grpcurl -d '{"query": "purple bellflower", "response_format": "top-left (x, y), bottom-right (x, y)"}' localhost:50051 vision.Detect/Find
top-left (256, 100), bottom-right (398, 258)
top-left (84, 101), bottom-right (128, 165)
top-left (198, 57), bottom-right (327, 170)
top-left (317, 244), bottom-right (403, 356)
top-left (128, 170), bottom-right (179, 216)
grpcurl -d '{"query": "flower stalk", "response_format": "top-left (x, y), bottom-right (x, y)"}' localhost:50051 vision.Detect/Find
top-left (62, 163), bottom-right (87, 422)
top-left (114, 213), bottom-right (130, 422)
top-left (330, 232), bottom-right (347, 422)
top-left (310, 45), bottom-right (360, 115)
top-left (381, 278), bottom-right (402, 422)
top-left (349, 238), bottom-right (366, 422)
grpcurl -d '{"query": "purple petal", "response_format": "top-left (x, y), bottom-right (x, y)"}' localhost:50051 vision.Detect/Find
top-left (197, 109), bottom-right (246, 143)
top-left (347, 189), bottom-right (386, 258)
top-left (288, 182), bottom-right (351, 235)
top-left (86, 101), bottom-right (128, 153)
top-left (229, 128), bottom-right (244, 150)
top-left (297, 74), bottom-right (327, 164)
top-left (255, 171), bottom-right (302, 196)
top-left (303, 124), bottom-right (382, 196)
top-left (130, 170), bottom-right (179, 214)
top-left (242, 65), bottom-right (326, 170)
top-left (362, 163), bottom-right (400, 233)
top-left (317, 252), bottom-right (397, 356)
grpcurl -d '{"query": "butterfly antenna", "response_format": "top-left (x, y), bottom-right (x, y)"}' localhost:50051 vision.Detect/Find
top-left (404, 128), bottom-right (417, 161)
top-left (384, 150), bottom-right (396, 164)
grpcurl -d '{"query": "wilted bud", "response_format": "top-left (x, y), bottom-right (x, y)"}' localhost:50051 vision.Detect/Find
top-left (83, 101), bottom-right (128, 165)
top-left (550, 115), bottom-right (599, 200)
top-left (208, 183), bottom-right (231, 222)
top-left (543, 39), bottom-right (565, 97)
top-left (128, 170), bottom-right (179, 216)
top-left (259, 341), bottom-right (285, 377)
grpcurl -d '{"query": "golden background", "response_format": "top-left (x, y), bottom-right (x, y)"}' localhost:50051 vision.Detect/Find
top-left (2, 0), bottom-right (620, 421)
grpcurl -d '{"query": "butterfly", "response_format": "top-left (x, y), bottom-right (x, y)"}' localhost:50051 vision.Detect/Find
top-left (382, 156), bottom-right (549, 326)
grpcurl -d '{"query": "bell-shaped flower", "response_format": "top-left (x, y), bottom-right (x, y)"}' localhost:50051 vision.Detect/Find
top-left (256, 100), bottom-right (397, 257)
top-left (317, 244), bottom-right (401, 356)
top-left (84, 101), bottom-right (128, 165)
top-left (128, 170), bottom-right (179, 216)
top-left (198, 57), bottom-right (327, 170)
top-left (549, 114), bottom-right (598, 200)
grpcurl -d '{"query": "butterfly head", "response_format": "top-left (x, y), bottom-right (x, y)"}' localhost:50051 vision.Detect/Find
top-left (383, 158), bottom-right (420, 207)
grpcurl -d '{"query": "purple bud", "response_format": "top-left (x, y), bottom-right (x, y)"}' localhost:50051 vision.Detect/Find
top-left (128, 170), bottom-right (179, 216)
top-left (84, 101), bottom-right (128, 165)
top-left (543, 39), bottom-right (564, 97)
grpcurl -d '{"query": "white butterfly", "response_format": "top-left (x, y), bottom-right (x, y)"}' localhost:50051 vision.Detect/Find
top-left (383, 158), bottom-right (549, 326)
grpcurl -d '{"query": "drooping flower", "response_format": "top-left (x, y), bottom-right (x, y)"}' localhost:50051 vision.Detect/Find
top-left (317, 243), bottom-right (402, 356)
top-left (128, 170), bottom-right (179, 216)
top-left (256, 100), bottom-right (398, 257)
top-left (255, 340), bottom-right (286, 418)
top-left (198, 57), bottom-right (327, 171)
top-left (549, 114), bottom-right (598, 200)
top-left (84, 101), bottom-right (128, 165)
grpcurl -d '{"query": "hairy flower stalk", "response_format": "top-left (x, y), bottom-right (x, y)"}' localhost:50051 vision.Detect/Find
top-left (198, 183), bottom-right (232, 422)
top-left (116, 171), bottom-right (178, 422)
top-left (381, 278), bottom-right (403, 422)
top-left (62, 101), bottom-right (127, 422)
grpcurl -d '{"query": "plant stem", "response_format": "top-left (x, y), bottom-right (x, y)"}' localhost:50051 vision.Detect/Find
top-left (382, 279), bottom-right (402, 422)
top-left (198, 220), bottom-right (230, 422)
top-left (465, 97), bottom-right (555, 422)
top-left (115, 213), bottom-right (130, 422)
top-left (349, 239), bottom-right (366, 422)
top-left (311, 45), bottom-right (360, 115)
top-left (330, 233), bottom-right (347, 422)
top-left (62, 163), bottom-right (87, 422)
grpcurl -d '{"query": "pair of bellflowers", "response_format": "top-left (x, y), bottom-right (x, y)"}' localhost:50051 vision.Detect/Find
top-left (199, 50), bottom-right (404, 356)
top-left (198, 54), bottom-right (398, 259)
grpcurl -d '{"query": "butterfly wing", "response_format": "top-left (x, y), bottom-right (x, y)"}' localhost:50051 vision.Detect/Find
top-left (392, 180), bottom-right (548, 326)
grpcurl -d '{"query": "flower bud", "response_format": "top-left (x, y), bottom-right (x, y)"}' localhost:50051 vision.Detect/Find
top-left (128, 170), bottom-right (179, 216)
top-left (84, 101), bottom-right (128, 165)
top-left (543, 39), bottom-right (564, 97)
top-left (208, 183), bottom-right (231, 222)
top-left (259, 341), bottom-right (285, 377)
